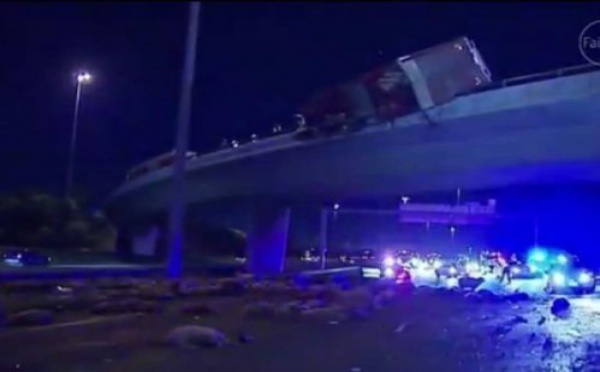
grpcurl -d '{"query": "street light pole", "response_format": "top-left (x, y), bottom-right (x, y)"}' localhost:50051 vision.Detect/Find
top-left (66, 72), bottom-right (92, 200)
top-left (167, 2), bottom-right (201, 279)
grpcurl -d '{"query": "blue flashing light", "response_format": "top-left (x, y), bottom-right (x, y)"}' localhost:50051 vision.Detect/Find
top-left (557, 254), bottom-right (568, 265)
top-left (529, 249), bottom-right (547, 263)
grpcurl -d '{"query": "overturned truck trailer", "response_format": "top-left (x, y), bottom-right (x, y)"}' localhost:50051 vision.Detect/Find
top-left (297, 37), bottom-right (493, 137)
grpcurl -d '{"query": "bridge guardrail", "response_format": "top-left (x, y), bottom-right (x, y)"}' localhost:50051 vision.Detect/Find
top-left (296, 266), bottom-right (362, 277)
top-left (291, 266), bottom-right (364, 286)
top-left (470, 63), bottom-right (600, 94)
top-left (119, 134), bottom-right (300, 191)
top-left (187, 134), bottom-right (294, 165)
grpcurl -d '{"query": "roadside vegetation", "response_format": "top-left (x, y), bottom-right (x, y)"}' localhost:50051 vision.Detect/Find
top-left (0, 190), bottom-right (116, 254)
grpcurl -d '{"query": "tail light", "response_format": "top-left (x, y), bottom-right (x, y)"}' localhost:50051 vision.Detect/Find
top-left (396, 271), bottom-right (410, 282)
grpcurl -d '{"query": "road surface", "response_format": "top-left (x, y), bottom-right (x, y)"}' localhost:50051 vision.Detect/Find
top-left (1, 284), bottom-right (600, 371)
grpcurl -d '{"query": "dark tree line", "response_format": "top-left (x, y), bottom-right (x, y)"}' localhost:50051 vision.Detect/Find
top-left (0, 190), bottom-right (116, 251)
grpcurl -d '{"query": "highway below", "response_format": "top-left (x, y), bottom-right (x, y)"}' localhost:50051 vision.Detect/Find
top-left (1, 276), bottom-right (600, 371)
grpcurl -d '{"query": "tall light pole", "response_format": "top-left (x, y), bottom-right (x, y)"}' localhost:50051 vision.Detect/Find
top-left (533, 215), bottom-right (539, 246)
top-left (167, 2), bottom-right (201, 279)
top-left (65, 72), bottom-right (92, 199)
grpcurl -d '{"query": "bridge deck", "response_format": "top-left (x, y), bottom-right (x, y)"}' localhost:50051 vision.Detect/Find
top-left (107, 66), bottom-right (600, 223)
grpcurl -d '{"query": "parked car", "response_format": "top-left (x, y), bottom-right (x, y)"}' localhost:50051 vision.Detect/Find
top-left (2, 249), bottom-right (52, 267)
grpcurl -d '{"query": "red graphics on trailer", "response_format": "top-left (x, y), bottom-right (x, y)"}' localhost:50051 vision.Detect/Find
top-left (300, 85), bottom-right (353, 126)
top-left (358, 63), bottom-right (418, 121)
top-left (299, 36), bottom-right (492, 129)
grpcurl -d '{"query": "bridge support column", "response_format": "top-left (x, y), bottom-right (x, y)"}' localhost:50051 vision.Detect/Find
top-left (132, 225), bottom-right (160, 258)
top-left (115, 222), bottom-right (167, 263)
top-left (115, 228), bottom-right (133, 262)
top-left (246, 203), bottom-right (291, 277)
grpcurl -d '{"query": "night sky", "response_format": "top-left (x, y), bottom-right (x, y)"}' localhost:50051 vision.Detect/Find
top-left (1, 2), bottom-right (598, 206)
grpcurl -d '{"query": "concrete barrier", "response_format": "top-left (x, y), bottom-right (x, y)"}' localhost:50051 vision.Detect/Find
top-left (292, 266), bottom-right (363, 287)
top-left (0, 263), bottom-right (362, 283)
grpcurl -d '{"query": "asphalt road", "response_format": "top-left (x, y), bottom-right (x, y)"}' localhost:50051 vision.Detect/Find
top-left (2, 286), bottom-right (600, 372)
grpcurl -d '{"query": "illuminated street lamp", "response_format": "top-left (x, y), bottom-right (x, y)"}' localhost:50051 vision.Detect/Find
top-left (449, 226), bottom-right (457, 237)
top-left (77, 72), bottom-right (92, 84)
top-left (65, 71), bottom-right (92, 199)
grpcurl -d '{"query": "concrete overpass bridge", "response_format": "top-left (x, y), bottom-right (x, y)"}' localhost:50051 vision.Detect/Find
top-left (106, 64), bottom-right (600, 274)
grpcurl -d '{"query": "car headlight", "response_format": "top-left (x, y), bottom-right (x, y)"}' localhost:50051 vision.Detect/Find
top-left (552, 272), bottom-right (566, 286)
top-left (383, 267), bottom-right (395, 278)
top-left (579, 272), bottom-right (592, 284)
top-left (383, 257), bottom-right (395, 267)
top-left (447, 277), bottom-right (459, 287)
top-left (528, 264), bottom-right (539, 273)
top-left (449, 266), bottom-right (457, 275)
top-left (466, 262), bottom-right (479, 273)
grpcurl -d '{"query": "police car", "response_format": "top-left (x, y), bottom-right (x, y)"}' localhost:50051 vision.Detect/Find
top-left (546, 259), bottom-right (596, 294)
